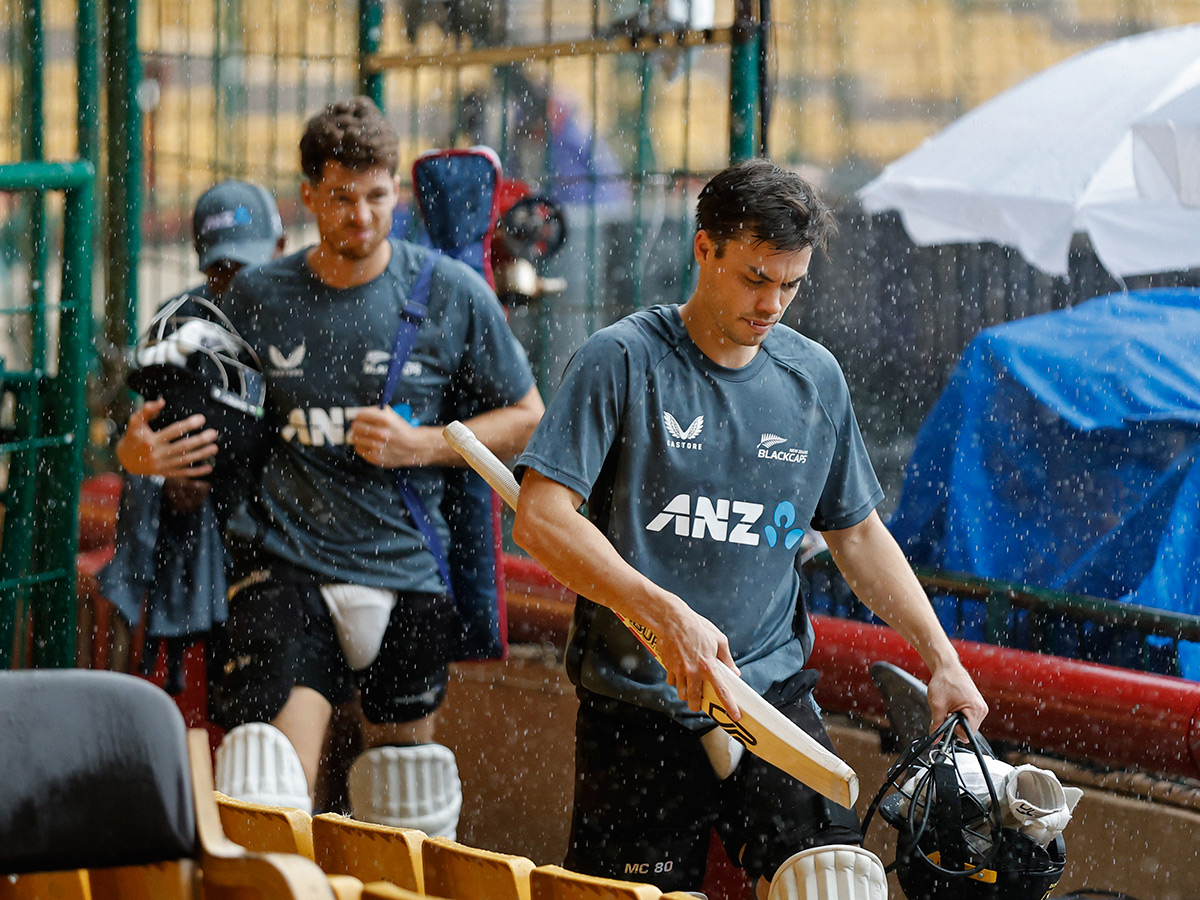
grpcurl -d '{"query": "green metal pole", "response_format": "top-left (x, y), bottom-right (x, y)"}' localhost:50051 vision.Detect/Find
top-left (77, 0), bottom-right (101, 166)
top-left (360, 0), bottom-right (385, 109)
top-left (214, 0), bottom-right (246, 173)
top-left (33, 164), bottom-right (95, 669)
top-left (2, 0), bottom-right (49, 669)
top-left (730, 0), bottom-right (761, 163)
top-left (630, 50), bottom-right (654, 313)
top-left (22, 0), bottom-right (44, 162)
top-left (104, 0), bottom-right (142, 354)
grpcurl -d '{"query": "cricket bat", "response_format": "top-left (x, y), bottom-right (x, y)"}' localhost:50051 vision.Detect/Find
top-left (442, 420), bottom-right (859, 808)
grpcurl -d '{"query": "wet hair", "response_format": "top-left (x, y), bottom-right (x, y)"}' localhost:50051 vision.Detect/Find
top-left (299, 96), bottom-right (400, 182)
top-left (695, 158), bottom-right (836, 254)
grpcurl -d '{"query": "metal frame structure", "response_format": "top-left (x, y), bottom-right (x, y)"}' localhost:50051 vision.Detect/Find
top-left (0, 161), bottom-right (95, 669)
top-left (3, 0), bottom-right (1198, 675)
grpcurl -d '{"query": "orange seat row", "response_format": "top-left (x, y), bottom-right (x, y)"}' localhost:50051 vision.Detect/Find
top-left (215, 792), bottom-right (700, 900)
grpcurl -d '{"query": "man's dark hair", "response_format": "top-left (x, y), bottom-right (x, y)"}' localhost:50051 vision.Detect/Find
top-left (695, 158), bottom-right (836, 254)
top-left (300, 96), bottom-right (400, 182)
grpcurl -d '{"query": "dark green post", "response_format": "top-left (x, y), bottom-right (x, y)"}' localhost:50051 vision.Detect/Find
top-left (33, 163), bottom-right (96, 669)
top-left (77, 0), bottom-right (101, 165)
top-left (2, 0), bottom-right (49, 669)
top-left (360, 0), bottom-right (385, 109)
top-left (104, 0), bottom-right (142, 354)
top-left (730, 0), bottom-right (761, 163)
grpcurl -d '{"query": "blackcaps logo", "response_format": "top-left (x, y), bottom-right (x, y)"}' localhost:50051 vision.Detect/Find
top-left (758, 432), bottom-right (809, 464)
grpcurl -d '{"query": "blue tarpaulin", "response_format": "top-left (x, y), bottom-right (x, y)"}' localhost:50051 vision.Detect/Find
top-left (889, 288), bottom-right (1200, 675)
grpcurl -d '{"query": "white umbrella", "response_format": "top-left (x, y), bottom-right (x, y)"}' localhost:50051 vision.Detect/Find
top-left (858, 23), bottom-right (1200, 278)
top-left (1132, 58), bottom-right (1200, 208)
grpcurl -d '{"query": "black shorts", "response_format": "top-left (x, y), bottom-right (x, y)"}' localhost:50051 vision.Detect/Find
top-left (564, 672), bottom-right (862, 892)
top-left (208, 559), bottom-right (458, 728)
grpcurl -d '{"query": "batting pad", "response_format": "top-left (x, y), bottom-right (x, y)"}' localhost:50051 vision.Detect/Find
top-left (768, 845), bottom-right (887, 900)
top-left (215, 722), bottom-right (311, 812)
top-left (348, 743), bottom-right (462, 838)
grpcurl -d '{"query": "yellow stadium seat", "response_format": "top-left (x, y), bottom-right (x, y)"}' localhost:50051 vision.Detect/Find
top-left (0, 870), bottom-right (92, 900)
top-left (529, 865), bottom-right (662, 900)
top-left (422, 837), bottom-right (535, 900)
top-left (326, 873), bottom-right (367, 900)
top-left (217, 792), bottom-right (316, 860)
top-left (313, 812), bottom-right (426, 892)
top-left (360, 881), bottom-right (453, 900)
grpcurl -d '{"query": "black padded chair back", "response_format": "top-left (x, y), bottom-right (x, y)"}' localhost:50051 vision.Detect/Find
top-left (0, 669), bottom-right (197, 873)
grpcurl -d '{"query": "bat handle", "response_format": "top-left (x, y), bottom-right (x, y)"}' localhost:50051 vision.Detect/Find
top-left (443, 420), bottom-right (521, 508)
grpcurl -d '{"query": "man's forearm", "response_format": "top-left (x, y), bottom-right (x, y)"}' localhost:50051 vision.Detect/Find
top-left (512, 475), bottom-right (683, 631)
top-left (822, 511), bottom-right (958, 669)
top-left (823, 510), bottom-right (987, 729)
top-left (430, 386), bottom-right (544, 466)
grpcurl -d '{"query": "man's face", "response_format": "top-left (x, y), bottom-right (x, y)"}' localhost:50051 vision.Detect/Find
top-left (301, 160), bottom-right (399, 261)
top-left (690, 229), bottom-right (813, 356)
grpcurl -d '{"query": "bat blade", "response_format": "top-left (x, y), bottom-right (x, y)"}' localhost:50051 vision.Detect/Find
top-left (441, 420), bottom-right (859, 808)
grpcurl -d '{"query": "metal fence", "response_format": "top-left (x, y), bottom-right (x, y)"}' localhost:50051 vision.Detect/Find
top-left (0, 162), bottom-right (95, 669)
top-left (5, 0), bottom-right (1200, 668)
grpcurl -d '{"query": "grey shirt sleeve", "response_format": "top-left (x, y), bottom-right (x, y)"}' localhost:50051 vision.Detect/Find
top-left (810, 362), bottom-right (884, 532)
top-left (515, 329), bottom-right (630, 496)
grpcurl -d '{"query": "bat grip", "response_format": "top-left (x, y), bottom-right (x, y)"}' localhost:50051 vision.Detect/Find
top-left (443, 420), bottom-right (521, 508)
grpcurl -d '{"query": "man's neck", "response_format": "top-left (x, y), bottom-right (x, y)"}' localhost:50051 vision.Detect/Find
top-left (679, 296), bottom-right (760, 369)
top-left (305, 239), bottom-right (392, 289)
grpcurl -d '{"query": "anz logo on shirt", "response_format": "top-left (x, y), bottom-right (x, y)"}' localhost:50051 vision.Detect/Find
top-left (281, 404), bottom-right (421, 446)
top-left (645, 494), bottom-right (806, 550)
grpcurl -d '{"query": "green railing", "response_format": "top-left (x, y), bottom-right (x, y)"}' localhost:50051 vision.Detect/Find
top-left (0, 161), bottom-right (96, 670)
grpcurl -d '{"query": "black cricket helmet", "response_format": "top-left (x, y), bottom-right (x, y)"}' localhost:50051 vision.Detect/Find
top-left (128, 294), bottom-right (270, 475)
top-left (863, 712), bottom-right (1066, 900)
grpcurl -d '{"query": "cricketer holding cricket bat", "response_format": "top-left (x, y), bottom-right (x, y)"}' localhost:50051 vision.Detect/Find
top-left (513, 159), bottom-right (988, 900)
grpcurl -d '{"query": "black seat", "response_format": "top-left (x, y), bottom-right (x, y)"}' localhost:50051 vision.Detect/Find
top-left (0, 669), bottom-right (195, 873)
top-left (0, 668), bottom-right (336, 900)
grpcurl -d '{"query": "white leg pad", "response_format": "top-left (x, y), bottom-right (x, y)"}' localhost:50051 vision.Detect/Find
top-left (768, 845), bottom-right (888, 900)
top-left (215, 722), bottom-right (312, 813)
top-left (348, 743), bottom-right (462, 838)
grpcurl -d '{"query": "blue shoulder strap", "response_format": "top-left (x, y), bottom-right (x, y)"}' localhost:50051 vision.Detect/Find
top-left (382, 251), bottom-right (454, 596)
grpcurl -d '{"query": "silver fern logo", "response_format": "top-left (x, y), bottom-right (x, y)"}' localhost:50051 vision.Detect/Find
top-left (663, 411), bottom-right (704, 450)
top-left (758, 431), bottom-right (809, 465)
top-left (268, 342), bottom-right (306, 375)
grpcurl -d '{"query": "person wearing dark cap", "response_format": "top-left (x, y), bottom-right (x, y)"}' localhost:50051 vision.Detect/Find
top-left (117, 180), bottom-right (286, 482)
top-left (103, 182), bottom-right (286, 692)
top-left (193, 180), bottom-right (287, 296)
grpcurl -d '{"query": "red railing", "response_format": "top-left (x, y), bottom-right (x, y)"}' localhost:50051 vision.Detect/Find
top-left (502, 553), bottom-right (1200, 780)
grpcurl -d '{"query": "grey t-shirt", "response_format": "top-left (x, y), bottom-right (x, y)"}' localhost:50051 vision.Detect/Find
top-left (224, 240), bottom-right (534, 591)
top-left (516, 305), bottom-right (882, 726)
